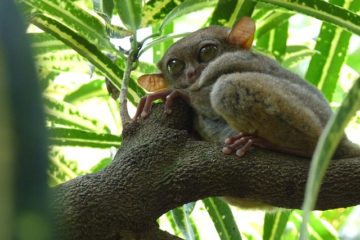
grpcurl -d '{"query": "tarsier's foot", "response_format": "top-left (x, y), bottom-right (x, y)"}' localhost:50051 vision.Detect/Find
top-left (223, 133), bottom-right (313, 158)
top-left (223, 133), bottom-right (274, 157)
top-left (133, 89), bottom-right (189, 120)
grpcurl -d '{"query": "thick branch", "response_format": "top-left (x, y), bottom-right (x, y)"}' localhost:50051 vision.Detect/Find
top-left (51, 99), bottom-right (360, 240)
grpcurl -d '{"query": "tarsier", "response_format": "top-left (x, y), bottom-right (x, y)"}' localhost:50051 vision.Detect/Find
top-left (135, 17), bottom-right (360, 159)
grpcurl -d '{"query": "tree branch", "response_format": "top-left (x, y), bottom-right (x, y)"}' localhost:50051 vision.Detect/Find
top-left (51, 99), bottom-right (360, 240)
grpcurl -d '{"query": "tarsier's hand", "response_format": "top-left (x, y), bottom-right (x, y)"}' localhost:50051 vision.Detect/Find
top-left (133, 89), bottom-right (190, 120)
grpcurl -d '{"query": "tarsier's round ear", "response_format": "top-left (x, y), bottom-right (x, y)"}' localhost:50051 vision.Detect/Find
top-left (137, 73), bottom-right (168, 92)
top-left (227, 16), bottom-right (255, 50)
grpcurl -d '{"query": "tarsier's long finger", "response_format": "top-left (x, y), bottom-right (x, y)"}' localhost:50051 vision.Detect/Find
top-left (141, 91), bottom-right (171, 118)
top-left (223, 137), bottom-right (247, 154)
top-left (224, 132), bottom-right (246, 144)
top-left (133, 97), bottom-right (147, 120)
top-left (235, 139), bottom-right (253, 157)
top-left (141, 96), bottom-right (156, 118)
top-left (164, 90), bottom-right (190, 114)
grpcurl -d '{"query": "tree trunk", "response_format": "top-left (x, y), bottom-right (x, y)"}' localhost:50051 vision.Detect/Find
top-left (51, 100), bottom-right (360, 240)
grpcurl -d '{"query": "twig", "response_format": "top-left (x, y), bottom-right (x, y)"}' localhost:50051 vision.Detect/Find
top-left (119, 34), bottom-right (139, 125)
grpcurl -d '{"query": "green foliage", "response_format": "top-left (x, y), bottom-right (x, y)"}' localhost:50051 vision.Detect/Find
top-left (263, 210), bottom-right (292, 240)
top-left (12, 0), bottom-right (360, 239)
top-left (301, 76), bottom-right (360, 239)
top-left (203, 198), bottom-right (242, 240)
top-left (170, 202), bottom-right (199, 239)
top-left (115, 0), bottom-right (142, 30)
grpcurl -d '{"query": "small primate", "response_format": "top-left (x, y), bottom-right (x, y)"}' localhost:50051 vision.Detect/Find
top-left (135, 17), bottom-right (360, 159)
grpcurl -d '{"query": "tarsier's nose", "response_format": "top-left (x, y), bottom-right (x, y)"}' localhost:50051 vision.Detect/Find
top-left (187, 69), bottom-right (198, 84)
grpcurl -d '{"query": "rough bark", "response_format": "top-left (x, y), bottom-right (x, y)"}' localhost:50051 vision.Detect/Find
top-left (51, 99), bottom-right (360, 240)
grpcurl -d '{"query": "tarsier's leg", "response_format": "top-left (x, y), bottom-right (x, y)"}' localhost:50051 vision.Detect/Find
top-left (210, 72), bottom-right (323, 158)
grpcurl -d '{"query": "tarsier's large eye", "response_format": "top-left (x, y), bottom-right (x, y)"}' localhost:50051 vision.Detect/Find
top-left (167, 59), bottom-right (185, 75)
top-left (199, 44), bottom-right (218, 63)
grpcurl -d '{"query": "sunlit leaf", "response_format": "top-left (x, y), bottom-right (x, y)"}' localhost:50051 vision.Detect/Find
top-left (263, 210), bottom-right (291, 240)
top-left (301, 77), bottom-right (360, 239)
top-left (159, 0), bottom-right (218, 32)
top-left (210, 0), bottom-right (256, 27)
top-left (44, 96), bottom-right (111, 133)
top-left (21, 0), bottom-right (122, 51)
top-left (64, 79), bottom-right (107, 103)
top-left (93, 0), bottom-right (114, 21)
top-left (256, 18), bottom-right (289, 62)
top-left (48, 127), bottom-right (121, 148)
top-left (29, 32), bottom-right (69, 55)
top-left (255, 10), bottom-right (293, 38)
top-left (305, 0), bottom-right (359, 101)
top-left (141, 0), bottom-right (186, 27)
top-left (115, 0), bottom-right (142, 30)
top-left (202, 198), bottom-right (242, 240)
top-left (254, 0), bottom-right (360, 35)
top-left (282, 45), bottom-right (316, 68)
top-left (346, 46), bottom-right (360, 73)
top-left (31, 14), bottom-right (144, 104)
top-left (171, 202), bottom-right (198, 240)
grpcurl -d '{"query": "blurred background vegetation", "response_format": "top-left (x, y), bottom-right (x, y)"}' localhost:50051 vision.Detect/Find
top-left (1, 0), bottom-right (359, 239)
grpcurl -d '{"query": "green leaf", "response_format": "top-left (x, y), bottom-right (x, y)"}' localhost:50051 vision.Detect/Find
top-left (306, 26), bottom-right (352, 101)
top-left (21, 0), bottom-right (122, 52)
top-left (346, 46), bottom-right (360, 73)
top-left (93, 0), bottom-right (114, 21)
top-left (48, 127), bottom-right (121, 148)
top-left (256, 19), bottom-right (289, 62)
top-left (31, 14), bottom-right (144, 105)
top-left (254, 0), bottom-right (360, 35)
top-left (90, 157), bottom-right (113, 173)
top-left (29, 32), bottom-right (69, 55)
top-left (44, 96), bottom-right (111, 133)
top-left (115, 0), bottom-right (142, 30)
top-left (35, 51), bottom-right (87, 73)
top-left (64, 79), bottom-right (107, 103)
top-left (306, 0), bottom-right (360, 101)
top-left (160, 0), bottom-right (218, 32)
top-left (263, 210), bottom-right (292, 240)
top-left (291, 211), bottom-right (338, 240)
top-left (210, 0), bottom-right (256, 27)
top-left (255, 11), bottom-right (293, 39)
top-left (48, 149), bottom-right (83, 182)
top-left (165, 212), bottom-right (183, 237)
top-left (152, 22), bottom-right (174, 63)
top-left (202, 198), bottom-right (242, 240)
top-left (282, 45), bottom-right (316, 68)
top-left (300, 77), bottom-right (360, 240)
top-left (39, 71), bottom-right (60, 90)
top-left (141, 0), bottom-right (186, 27)
top-left (139, 32), bottom-right (190, 57)
top-left (171, 202), bottom-right (197, 240)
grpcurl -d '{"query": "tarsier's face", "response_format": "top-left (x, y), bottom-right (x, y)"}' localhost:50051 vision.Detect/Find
top-left (157, 26), bottom-right (237, 89)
